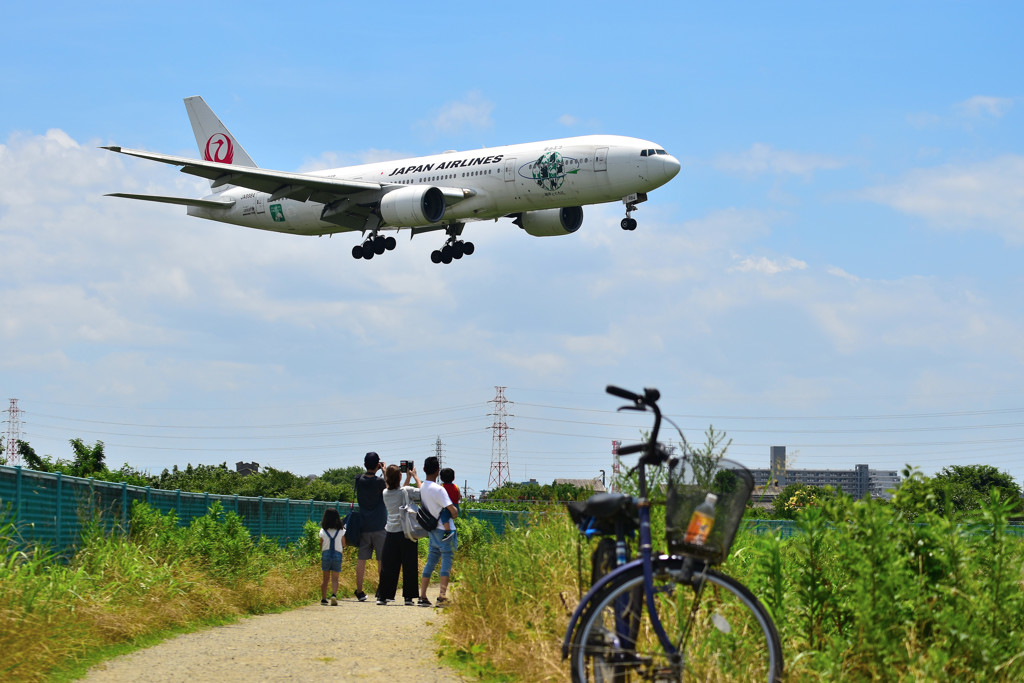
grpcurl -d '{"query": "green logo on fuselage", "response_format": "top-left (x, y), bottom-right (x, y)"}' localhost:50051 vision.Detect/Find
top-left (270, 204), bottom-right (285, 222)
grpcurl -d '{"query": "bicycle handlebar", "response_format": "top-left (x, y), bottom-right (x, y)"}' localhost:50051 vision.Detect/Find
top-left (615, 443), bottom-right (647, 456)
top-left (606, 385), bottom-right (641, 402)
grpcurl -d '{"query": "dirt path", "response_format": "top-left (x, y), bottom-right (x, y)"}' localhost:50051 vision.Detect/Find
top-left (81, 590), bottom-right (464, 682)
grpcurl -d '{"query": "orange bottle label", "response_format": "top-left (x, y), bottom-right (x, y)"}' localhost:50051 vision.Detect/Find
top-left (684, 511), bottom-right (714, 545)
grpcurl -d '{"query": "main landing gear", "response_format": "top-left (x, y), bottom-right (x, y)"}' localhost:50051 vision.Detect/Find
top-left (351, 233), bottom-right (397, 260)
top-left (430, 224), bottom-right (474, 264)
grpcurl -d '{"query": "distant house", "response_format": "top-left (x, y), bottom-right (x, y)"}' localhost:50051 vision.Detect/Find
top-left (555, 477), bottom-right (606, 493)
top-left (235, 461), bottom-right (259, 476)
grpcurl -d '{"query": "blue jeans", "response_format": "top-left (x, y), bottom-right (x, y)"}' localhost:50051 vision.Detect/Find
top-left (421, 528), bottom-right (457, 578)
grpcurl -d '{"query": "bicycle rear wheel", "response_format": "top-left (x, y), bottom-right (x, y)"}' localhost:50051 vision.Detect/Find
top-left (570, 558), bottom-right (782, 682)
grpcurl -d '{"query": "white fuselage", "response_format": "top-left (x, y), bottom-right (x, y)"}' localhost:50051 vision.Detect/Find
top-left (188, 135), bottom-right (679, 235)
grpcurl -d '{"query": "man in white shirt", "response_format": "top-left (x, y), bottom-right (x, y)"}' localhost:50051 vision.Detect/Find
top-left (417, 456), bottom-right (459, 606)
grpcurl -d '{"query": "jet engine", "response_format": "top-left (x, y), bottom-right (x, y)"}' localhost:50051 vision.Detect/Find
top-left (514, 206), bottom-right (584, 237)
top-left (379, 186), bottom-right (446, 226)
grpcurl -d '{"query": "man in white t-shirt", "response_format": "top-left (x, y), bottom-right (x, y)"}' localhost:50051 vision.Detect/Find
top-left (417, 456), bottom-right (458, 606)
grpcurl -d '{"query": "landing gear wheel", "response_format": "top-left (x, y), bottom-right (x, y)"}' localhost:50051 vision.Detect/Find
top-left (352, 244), bottom-right (364, 259)
top-left (373, 236), bottom-right (386, 255)
top-left (621, 218), bottom-right (637, 231)
top-left (452, 241), bottom-right (465, 258)
top-left (362, 245), bottom-right (374, 260)
top-left (385, 236), bottom-right (397, 251)
top-left (430, 250), bottom-right (442, 264)
top-left (463, 241), bottom-right (475, 255)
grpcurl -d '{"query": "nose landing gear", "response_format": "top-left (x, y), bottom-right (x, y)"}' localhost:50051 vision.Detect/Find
top-left (620, 192), bottom-right (647, 231)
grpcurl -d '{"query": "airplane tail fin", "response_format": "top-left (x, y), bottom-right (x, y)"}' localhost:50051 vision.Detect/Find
top-left (184, 96), bottom-right (258, 190)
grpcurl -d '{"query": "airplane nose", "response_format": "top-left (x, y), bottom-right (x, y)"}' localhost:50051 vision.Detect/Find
top-left (662, 154), bottom-right (680, 180)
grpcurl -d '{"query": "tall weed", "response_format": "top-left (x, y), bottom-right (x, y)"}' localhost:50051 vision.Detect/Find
top-left (445, 495), bottom-right (1024, 681)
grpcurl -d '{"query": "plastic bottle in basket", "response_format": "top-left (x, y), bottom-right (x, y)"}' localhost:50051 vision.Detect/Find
top-left (683, 493), bottom-right (718, 545)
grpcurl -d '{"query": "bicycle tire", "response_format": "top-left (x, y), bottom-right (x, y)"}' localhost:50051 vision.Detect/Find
top-left (570, 558), bottom-right (783, 682)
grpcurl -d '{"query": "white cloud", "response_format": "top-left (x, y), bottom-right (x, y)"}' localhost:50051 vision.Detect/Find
top-left (860, 156), bottom-right (1024, 244)
top-left (729, 255), bottom-right (807, 275)
top-left (954, 95), bottom-right (1013, 119)
top-left (423, 92), bottom-right (495, 136)
top-left (714, 143), bottom-right (844, 177)
top-left (559, 114), bottom-right (579, 126)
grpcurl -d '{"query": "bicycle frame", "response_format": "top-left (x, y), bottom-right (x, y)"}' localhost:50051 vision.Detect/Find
top-left (560, 502), bottom-right (683, 659)
top-left (562, 386), bottom-right (681, 663)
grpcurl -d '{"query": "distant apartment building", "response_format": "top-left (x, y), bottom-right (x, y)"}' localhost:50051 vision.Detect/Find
top-left (749, 446), bottom-right (899, 500)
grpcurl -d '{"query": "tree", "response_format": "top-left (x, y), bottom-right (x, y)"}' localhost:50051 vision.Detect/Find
top-left (68, 438), bottom-right (106, 477)
top-left (18, 440), bottom-right (54, 472)
top-left (933, 464), bottom-right (1023, 515)
top-left (892, 465), bottom-right (1023, 521)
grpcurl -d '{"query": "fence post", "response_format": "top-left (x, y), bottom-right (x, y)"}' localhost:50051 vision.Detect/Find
top-left (14, 466), bottom-right (22, 523)
top-left (122, 482), bottom-right (128, 531)
top-left (234, 494), bottom-right (239, 515)
top-left (89, 477), bottom-right (95, 521)
top-left (145, 486), bottom-right (151, 505)
top-left (258, 496), bottom-right (264, 538)
top-left (205, 491), bottom-right (210, 513)
top-left (176, 489), bottom-right (181, 519)
top-left (284, 499), bottom-right (290, 543)
top-left (55, 472), bottom-right (63, 552)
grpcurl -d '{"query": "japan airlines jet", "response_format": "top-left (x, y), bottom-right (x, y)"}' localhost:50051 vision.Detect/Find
top-left (104, 97), bottom-right (679, 264)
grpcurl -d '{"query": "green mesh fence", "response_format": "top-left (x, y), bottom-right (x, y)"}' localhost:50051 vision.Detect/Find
top-left (0, 465), bottom-right (524, 557)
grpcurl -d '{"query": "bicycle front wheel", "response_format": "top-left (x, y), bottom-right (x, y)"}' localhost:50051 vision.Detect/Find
top-left (570, 558), bottom-right (782, 682)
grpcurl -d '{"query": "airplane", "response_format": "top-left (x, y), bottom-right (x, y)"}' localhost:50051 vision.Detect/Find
top-left (103, 97), bottom-right (680, 264)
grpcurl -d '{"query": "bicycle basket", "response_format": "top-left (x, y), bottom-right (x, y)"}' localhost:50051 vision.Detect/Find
top-left (665, 456), bottom-right (754, 564)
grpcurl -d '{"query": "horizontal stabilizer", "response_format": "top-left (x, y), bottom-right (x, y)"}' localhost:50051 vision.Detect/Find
top-left (105, 193), bottom-right (235, 209)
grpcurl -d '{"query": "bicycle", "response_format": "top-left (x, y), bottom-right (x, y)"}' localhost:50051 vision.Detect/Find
top-left (562, 386), bottom-right (783, 682)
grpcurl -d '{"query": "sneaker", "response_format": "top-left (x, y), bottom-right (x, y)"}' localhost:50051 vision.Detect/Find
top-left (320, 598), bottom-right (329, 606)
top-left (441, 530), bottom-right (454, 542)
top-left (376, 598), bottom-right (387, 606)
top-left (354, 590), bottom-right (367, 602)
top-left (417, 597), bottom-right (432, 607)
top-left (405, 599), bottom-right (415, 606)
top-left (436, 596), bottom-right (448, 605)
top-left (330, 595), bottom-right (338, 606)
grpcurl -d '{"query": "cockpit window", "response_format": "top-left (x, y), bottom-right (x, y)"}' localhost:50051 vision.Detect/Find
top-left (656, 149), bottom-right (667, 155)
top-left (641, 149), bottom-right (648, 157)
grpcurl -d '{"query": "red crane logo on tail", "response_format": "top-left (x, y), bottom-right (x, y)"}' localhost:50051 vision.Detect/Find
top-left (204, 134), bottom-right (234, 164)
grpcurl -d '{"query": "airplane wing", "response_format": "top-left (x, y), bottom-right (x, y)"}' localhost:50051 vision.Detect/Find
top-left (102, 146), bottom-right (382, 203)
top-left (103, 146), bottom-right (476, 231)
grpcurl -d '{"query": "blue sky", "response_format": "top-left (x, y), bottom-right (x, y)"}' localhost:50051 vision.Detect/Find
top-left (2, 2), bottom-right (1023, 496)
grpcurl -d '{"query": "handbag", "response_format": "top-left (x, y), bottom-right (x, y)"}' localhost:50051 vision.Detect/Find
top-left (400, 489), bottom-right (430, 541)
